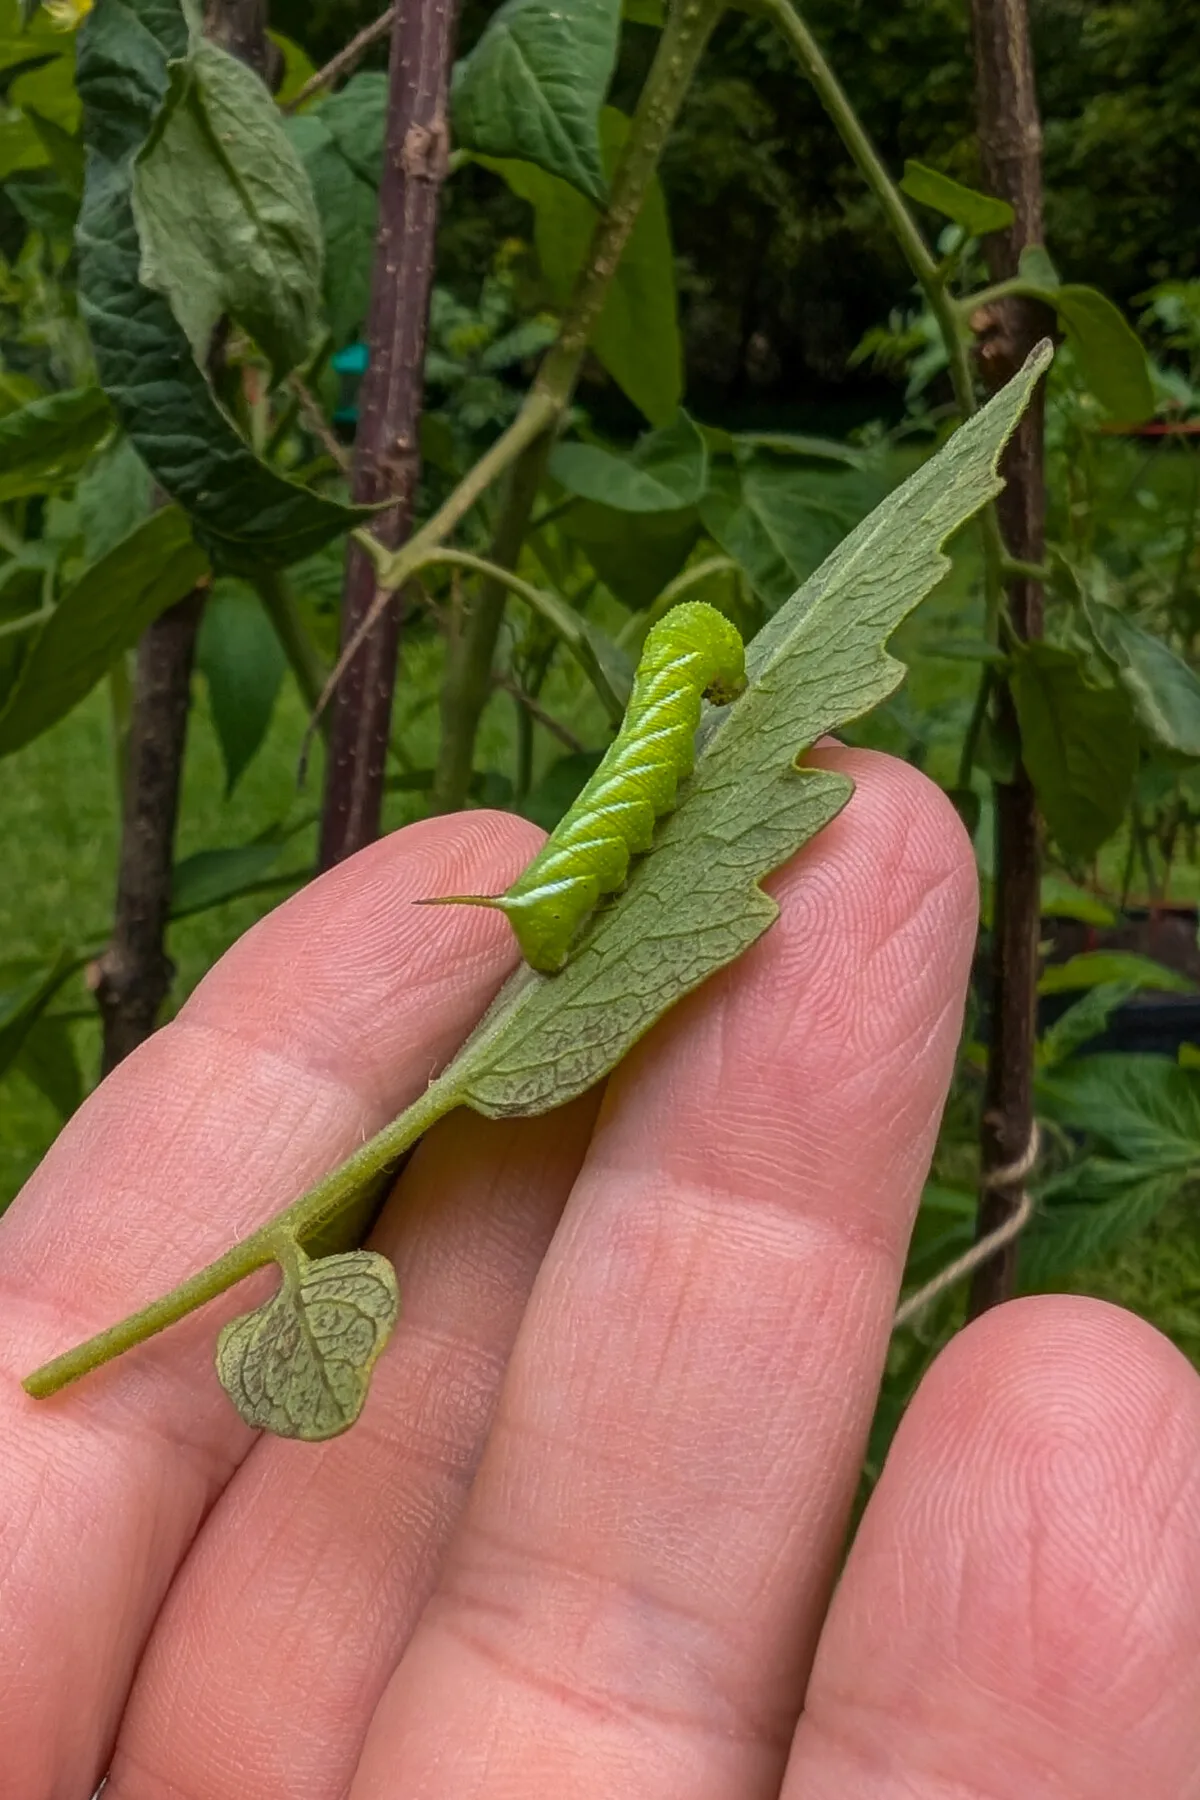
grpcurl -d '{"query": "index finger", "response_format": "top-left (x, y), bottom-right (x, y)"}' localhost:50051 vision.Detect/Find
top-left (0, 810), bottom-right (539, 1800)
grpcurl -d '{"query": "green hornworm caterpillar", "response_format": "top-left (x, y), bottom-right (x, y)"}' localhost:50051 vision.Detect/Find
top-left (419, 600), bottom-right (747, 973)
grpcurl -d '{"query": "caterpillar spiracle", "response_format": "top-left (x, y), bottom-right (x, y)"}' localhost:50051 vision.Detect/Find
top-left (418, 600), bottom-right (747, 973)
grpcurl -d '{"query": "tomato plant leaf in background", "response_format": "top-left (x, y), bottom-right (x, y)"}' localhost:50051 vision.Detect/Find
top-left (562, 500), bottom-right (699, 608)
top-left (1016, 258), bottom-right (1154, 422)
top-left (0, 388), bottom-right (110, 501)
top-left (1038, 951), bottom-right (1195, 996)
top-left (452, 0), bottom-right (621, 207)
top-left (700, 450), bottom-right (889, 611)
top-left (16, 1013), bottom-right (84, 1121)
top-left (900, 159), bottom-right (1014, 237)
top-left (1035, 981), bottom-right (1138, 1069)
top-left (170, 840), bottom-right (296, 918)
top-left (216, 1247), bottom-right (399, 1441)
top-left (1086, 600), bottom-right (1200, 761)
top-left (0, 948), bottom-right (76, 1081)
top-left (549, 409), bottom-right (708, 510)
top-left (481, 107), bottom-right (682, 425)
top-left (268, 29), bottom-right (316, 106)
top-left (74, 0), bottom-right (366, 572)
top-left (285, 72), bottom-right (386, 346)
top-left (196, 581), bottom-right (287, 796)
top-left (132, 36), bottom-right (323, 376)
top-left (1010, 641), bottom-right (1138, 861)
top-left (0, 508), bottom-right (207, 757)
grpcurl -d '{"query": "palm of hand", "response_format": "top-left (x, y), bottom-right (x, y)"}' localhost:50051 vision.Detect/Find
top-left (4, 748), bottom-right (1200, 1800)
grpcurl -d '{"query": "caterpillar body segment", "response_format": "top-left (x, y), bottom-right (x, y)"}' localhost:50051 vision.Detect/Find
top-left (420, 601), bottom-right (747, 973)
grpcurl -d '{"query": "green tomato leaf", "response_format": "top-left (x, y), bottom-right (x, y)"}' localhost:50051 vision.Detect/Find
top-left (0, 948), bottom-right (75, 1079)
top-left (562, 499), bottom-right (699, 608)
top-left (452, 0), bottom-right (621, 207)
top-left (132, 37), bottom-right (323, 375)
top-left (1017, 244), bottom-right (1060, 291)
top-left (1036, 981), bottom-right (1136, 1069)
top-left (550, 410), bottom-right (707, 511)
top-left (900, 159), bottom-right (1013, 237)
top-left (1010, 641), bottom-right (1138, 861)
top-left (1039, 871), bottom-right (1116, 926)
top-left (1038, 951), bottom-right (1194, 997)
top-left (0, 387), bottom-right (111, 501)
top-left (215, 1245), bottom-right (399, 1440)
top-left (170, 840), bottom-right (297, 918)
top-left (1087, 600), bottom-right (1200, 761)
top-left (286, 116), bottom-right (377, 345)
top-left (1053, 285), bottom-right (1155, 422)
top-left (268, 29), bottom-right (316, 107)
top-left (17, 1013), bottom-right (84, 1120)
top-left (481, 106), bottom-right (681, 425)
top-left (0, 508), bottom-right (208, 758)
top-left (421, 344), bottom-right (1051, 1119)
top-left (196, 580), bottom-right (286, 795)
top-left (700, 452), bottom-right (889, 610)
top-left (75, 0), bottom-right (366, 572)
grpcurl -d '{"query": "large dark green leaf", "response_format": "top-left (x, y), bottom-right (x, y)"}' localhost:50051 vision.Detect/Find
top-left (482, 107), bottom-right (681, 425)
top-left (452, 0), bottom-right (621, 207)
top-left (549, 411), bottom-right (707, 511)
top-left (1010, 641), bottom-right (1138, 860)
top-left (132, 37), bottom-right (323, 374)
top-left (900, 159), bottom-right (1013, 237)
top-left (74, 0), bottom-right (364, 572)
top-left (701, 453), bottom-right (888, 610)
top-left (0, 508), bottom-right (207, 757)
top-left (0, 388), bottom-right (111, 501)
top-left (196, 580), bottom-right (286, 795)
top-left (562, 499), bottom-right (698, 608)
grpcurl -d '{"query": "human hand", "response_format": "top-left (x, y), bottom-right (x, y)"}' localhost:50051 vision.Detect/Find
top-left (4, 747), bottom-right (1199, 1800)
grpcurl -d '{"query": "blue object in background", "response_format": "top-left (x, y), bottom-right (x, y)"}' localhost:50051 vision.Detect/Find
top-left (332, 341), bottom-right (369, 423)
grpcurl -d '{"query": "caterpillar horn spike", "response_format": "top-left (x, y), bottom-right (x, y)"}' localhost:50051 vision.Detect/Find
top-left (414, 602), bottom-right (747, 976)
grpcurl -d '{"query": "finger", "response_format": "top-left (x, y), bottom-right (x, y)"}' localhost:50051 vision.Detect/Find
top-left (106, 1095), bottom-right (598, 1800)
top-left (785, 1296), bottom-right (1200, 1798)
top-left (0, 811), bottom-right (539, 1800)
top-left (348, 748), bottom-right (979, 1799)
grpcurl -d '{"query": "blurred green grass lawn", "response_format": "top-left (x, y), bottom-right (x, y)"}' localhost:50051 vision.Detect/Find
top-left (3, 664), bottom-right (1199, 1370)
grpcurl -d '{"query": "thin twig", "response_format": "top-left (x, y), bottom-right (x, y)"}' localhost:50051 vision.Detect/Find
top-left (285, 372), bottom-right (351, 474)
top-left (492, 673), bottom-right (587, 753)
top-left (281, 5), bottom-right (396, 112)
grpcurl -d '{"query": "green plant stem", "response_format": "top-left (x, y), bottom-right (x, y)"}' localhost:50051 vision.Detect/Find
top-left (24, 1072), bottom-right (457, 1400)
top-left (956, 663), bottom-right (994, 790)
top-left (394, 540), bottom-right (626, 726)
top-left (431, 434), bottom-right (554, 811)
